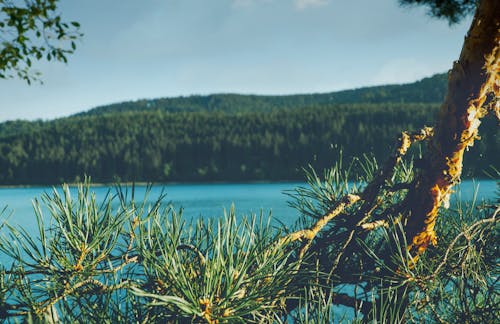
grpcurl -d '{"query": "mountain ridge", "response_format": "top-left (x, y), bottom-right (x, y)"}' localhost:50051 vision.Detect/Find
top-left (0, 72), bottom-right (448, 140)
top-left (74, 73), bottom-right (448, 116)
top-left (2, 71), bottom-right (495, 186)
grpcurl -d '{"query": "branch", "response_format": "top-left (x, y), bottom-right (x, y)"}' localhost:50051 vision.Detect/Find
top-left (34, 279), bottom-right (135, 317)
top-left (360, 127), bottom-right (434, 208)
top-left (360, 219), bottom-right (389, 231)
top-left (330, 293), bottom-right (372, 315)
top-left (277, 194), bottom-right (360, 261)
top-left (320, 127), bottom-right (433, 280)
top-left (404, 0), bottom-right (500, 260)
top-left (422, 207), bottom-right (498, 281)
top-left (177, 244), bottom-right (206, 265)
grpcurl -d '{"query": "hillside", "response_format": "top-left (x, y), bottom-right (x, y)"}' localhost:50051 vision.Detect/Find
top-left (76, 73), bottom-right (447, 116)
top-left (0, 72), bottom-right (497, 185)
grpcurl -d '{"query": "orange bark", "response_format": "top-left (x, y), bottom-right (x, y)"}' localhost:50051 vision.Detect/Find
top-left (404, 0), bottom-right (500, 259)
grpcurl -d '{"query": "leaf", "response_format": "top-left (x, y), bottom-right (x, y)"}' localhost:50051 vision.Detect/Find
top-left (131, 288), bottom-right (200, 315)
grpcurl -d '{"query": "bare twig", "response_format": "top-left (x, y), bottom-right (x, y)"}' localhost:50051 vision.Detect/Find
top-left (360, 127), bottom-right (434, 210)
top-left (422, 207), bottom-right (498, 281)
top-left (328, 128), bottom-right (434, 276)
top-left (177, 244), bottom-right (206, 265)
top-left (277, 194), bottom-right (360, 261)
top-left (360, 219), bottom-right (390, 231)
top-left (330, 293), bottom-right (372, 314)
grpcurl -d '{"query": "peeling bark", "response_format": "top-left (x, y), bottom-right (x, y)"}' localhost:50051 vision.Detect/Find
top-left (404, 0), bottom-right (500, 259)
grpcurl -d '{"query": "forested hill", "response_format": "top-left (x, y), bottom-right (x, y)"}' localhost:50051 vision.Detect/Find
top-left (0, 73), bottom-right (497, 185)
top-left (77, 73), bottom-right (448, 116)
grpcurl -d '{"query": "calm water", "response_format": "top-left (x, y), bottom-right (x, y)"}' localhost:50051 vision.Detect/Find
top-left (0, 182), bottom-right (302, 229)
top-left (0, 180), bottom-right (497, 231)
top-left (0, 180), bottom-right (496, 321)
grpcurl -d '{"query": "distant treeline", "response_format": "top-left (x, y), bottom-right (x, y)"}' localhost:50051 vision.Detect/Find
top-left (75, 73), bottom-right (448, 116)
top-left (0, 103), bottom-right (497, 185)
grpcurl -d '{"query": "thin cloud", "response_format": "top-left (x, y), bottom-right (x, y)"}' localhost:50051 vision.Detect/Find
top-left (370, 58), bottom-right (436, 85)
top-left (294, 0), bottom-right (329, 10)
top-left (232, 0), bottom-right (254, 8)
top-left (231, 0), bottom-right (275, 8)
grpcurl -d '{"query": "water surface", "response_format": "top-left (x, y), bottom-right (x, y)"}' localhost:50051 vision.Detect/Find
top-left (0, 179), bottom-right (496, 231)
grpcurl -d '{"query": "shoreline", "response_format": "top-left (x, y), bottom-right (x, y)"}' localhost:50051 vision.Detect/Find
top-left (0, 179), bottom-right (306, 189)
top-left (0, 177), bottom-right (496, 189)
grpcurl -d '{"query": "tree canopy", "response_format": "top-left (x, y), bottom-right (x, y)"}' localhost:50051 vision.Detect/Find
top-left (0, 1), bottom-right (497, 322)
top-left (399, 0), bottom-right (477, 24)
top-left (0, 0), bottom-right (81, 83)
top-left (0, 101), bottom-right (497, 185)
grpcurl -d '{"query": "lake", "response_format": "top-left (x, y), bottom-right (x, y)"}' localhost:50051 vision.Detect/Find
top-left (0, 180), bottom-right (496, 321)
top-left (0, 179), bottom-right (497, 231)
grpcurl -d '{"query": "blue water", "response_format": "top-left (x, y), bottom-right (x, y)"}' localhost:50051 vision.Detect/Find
top-left (0, 180), bottom-right (497, 230)
top-left (0, 180), bottom-right (496, 321)
top-left (0, 182), bottom-right (302, 230)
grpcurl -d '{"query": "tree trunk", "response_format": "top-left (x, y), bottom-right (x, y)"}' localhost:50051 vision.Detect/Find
top-left (404, 0), bottom-right (500, 260)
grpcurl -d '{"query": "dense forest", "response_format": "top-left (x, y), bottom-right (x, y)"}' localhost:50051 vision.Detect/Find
top-left (77, 73), bottom-right (448, 116)
top-left (0, 73), bottom-right (497, 185)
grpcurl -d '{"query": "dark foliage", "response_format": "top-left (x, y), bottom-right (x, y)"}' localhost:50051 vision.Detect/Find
top-left (0, 103), bottom-right (497, 185)
top-left (399, 0), bottom-right (477, 24)
top-left (76, 73), bottom-right (448, 116)
top-left (0, 73), bottom-right (497, 185)
top-left (0, 0), bottom-right (82, 83)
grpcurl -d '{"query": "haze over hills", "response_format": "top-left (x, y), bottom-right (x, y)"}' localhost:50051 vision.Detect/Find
top-left (0, 73), bottom-right (448, 140)
top-left (2, 73), bottom-right (448, 135)
top-left (75, 73), bottom-right (448, 116)
top-left (0, 72), bottom-right (497, 185)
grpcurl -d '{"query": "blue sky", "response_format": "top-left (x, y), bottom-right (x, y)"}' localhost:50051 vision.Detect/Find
top-left (0, 0), bottom-right (471, 122)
